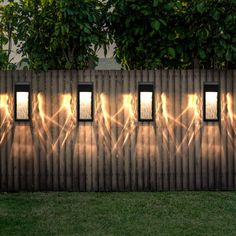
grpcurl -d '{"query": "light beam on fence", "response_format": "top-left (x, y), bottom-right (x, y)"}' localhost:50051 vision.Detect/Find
top-left (0, 94), bottom-right (12, 145)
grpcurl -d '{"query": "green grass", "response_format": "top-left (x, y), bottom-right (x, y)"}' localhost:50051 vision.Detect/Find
top-left (0, 192), bottom-right (236, 236)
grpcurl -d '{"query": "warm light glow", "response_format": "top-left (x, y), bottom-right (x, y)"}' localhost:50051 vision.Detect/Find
top-left (205, 91), bottom-right (218, 120)
top-left (188, 94), bottom-right (201, 121)
top-left (16, 91), bottom-right (29, 120)
top-left (35, 93), bottom-right (76, 155)
top-left (140, 91), bottom-right (152, 120)
top-left (37, 93), bottom-right (45, 123)
top-left (0, 94), bottom-right (10, 117)
top-left (0, 94), bottom-right (12, 145)
top-left (161, 94), bottom-right (168, 122)
top-left (226, 93), bottom-right (234, 122)
top-left (79, 91), bottom-right (92, 120)
top-left (61, 94), bottom-right (72, 115)
top-left (123, 94), bottom-right (135, 121)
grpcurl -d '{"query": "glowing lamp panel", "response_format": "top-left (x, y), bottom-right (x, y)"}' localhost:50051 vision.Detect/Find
top-left (79, 91), bottom-right (92, 120)
top-left (140, 91), bottom-right (153, 120)
top-left (205, 92), bottom-right (218, 120)
top-left (16, 91), bottom-right (29, 120)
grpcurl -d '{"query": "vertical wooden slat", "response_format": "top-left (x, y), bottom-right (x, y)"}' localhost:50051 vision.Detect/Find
top-left (97, 71), bottom-right (104, 191)
top-left (149, 70), bottom-right (156, 191)
top-left (84, 70), bottom-right (92, 191)
top-left (233, 70), bottom-right (236, 189)
top-left (123, 70), bottom-right (131, 191)
top-left (51, 71), bottom-right (59, 190)
top-left (0, 71), bottom-right (7, 190)
top-left (155, 70), bottom-right (162, 191)
top-left (103, 70), bottom-right (111, 191)
top-left (130, 70), bottom-right (137, 191)
top-left (45, 71), bottom-right (52, 190)
top-left (142, 70), bottom-right (150, 191)
top-left (188, 69), bottom-right (195, 190)
top-left (64, 71), bottom-right (73, 191)
top-left (18, 71), bottom-right (25, 190)
top-left (13, 71), bottom-right (20, 191)
top-left (194, 68), bottom-right (202, 190)
top-left (136, 70), bottom-right (143, 191)
top-left (220, 71), bottom-right (227, 190)
top-left (58, 70), bottom-right (65, 190)
top-left (7, 71), bottom-right (13, 191)
top-left (37, 72), bottom-right (46, 190)
top-left (213, 69), bottom-right (221, 189)
top-left (181, 70), bottom-right (188, 190)
top-left (26, 70), bottom-right (33, 191)
top-left (201, 70), bottom-right (208, 190)
top-left (110, 71), bottom-right (117, 191)
top-left (91, 70), bottom-right (98, 191)
top-left (161, 69), bottom-right (169, 190)
top-left (168, 70), bottom-right (175, 190)
top-left (226, 70), bottom-right (234, 189)
top-left (31, 71), bottom-right (38, 190)
top-left (72, 70), bottom-right (79, 191)
top-left (175, 70), bottom-right (182, 190)
top-left (117, 71), bottom-right (124, 191)
top-left (78, 71), bottom-right (85, 191)
top-left (206, 70), bottom-right (214, 189)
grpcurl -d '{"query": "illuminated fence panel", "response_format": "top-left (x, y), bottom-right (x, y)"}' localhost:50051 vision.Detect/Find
top-left (0, 70), bottom-right (235, 192)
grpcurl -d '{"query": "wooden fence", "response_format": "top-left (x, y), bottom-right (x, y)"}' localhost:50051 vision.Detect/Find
top-left (0, 70), bottom-right (236, 191)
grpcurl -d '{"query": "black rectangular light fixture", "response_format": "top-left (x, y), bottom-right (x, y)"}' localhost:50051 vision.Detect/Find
top-left (78, 83), bottom-right (93, 121)
top-left (138, 83), bottom-right (154, 121)
top-left (14, 83), bottom-right (31, 122)
top-left (203, 82), bottom-right (220, 122)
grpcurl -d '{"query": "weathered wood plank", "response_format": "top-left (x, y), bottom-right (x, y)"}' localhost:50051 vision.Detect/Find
top-left (220, 70), bottom-right (227, 189)
top-left (175, 70), bottom-right (182, 190)
top-left (194, 69), bottom-right (202, 190)
top-left (188, 69), bottom-right (195, 190)
top-left (155, 70), bottom-right (162, 191)
top-left (130, 70), bottom-right (137, 191)
top-left (123, 71), bottom-right (131, 191)
top-left (226, 70), bottom-right (234, 189)
top-left (72, 70), bottom-right (79, 191)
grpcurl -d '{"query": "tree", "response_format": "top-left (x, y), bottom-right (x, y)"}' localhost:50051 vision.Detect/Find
top-left (185, 0), bottom-right (236, 69)
top-left (4, 0), bottom-right (110, 70)
top-left (0, 1), bottom-right (16, 70)
top-left (109, 0), bottom-right (236, 69)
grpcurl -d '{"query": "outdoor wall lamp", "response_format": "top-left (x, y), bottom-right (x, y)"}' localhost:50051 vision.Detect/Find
top-left (14, 83), bottom-right (31, 122)
top-left (203, 82), bottom-right (220, 122)
top-left (138, 83), bottom-right (154, 121)
top-left (78, 83), bottom-right (93, 121)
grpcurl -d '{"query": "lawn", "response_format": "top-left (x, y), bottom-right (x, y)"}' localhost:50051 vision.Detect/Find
top-left (0, 192), bottom-right (236, 236)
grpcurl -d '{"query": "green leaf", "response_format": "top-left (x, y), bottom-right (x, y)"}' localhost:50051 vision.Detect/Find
top-left (153, 0), bottom-right (161, 7)
top-left (212, 10), bottom-right (220, 20)
top-left (199, 49), bottom-right (206, 59)
top-left (151, 20), bottom-right (160, 31)
top-left (159, 19), bottom-right (167, 26)
top-left (226, 49), bottom-right (232, 61)
top-left (196, 3), bottom-right (205, 14)
top-left (168, 47), bottom-right (175, 58)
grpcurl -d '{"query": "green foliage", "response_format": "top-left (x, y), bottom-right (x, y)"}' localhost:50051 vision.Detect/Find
top-left (186, 0), bottom-right (236, 69)
top-left (109, 0), bottom-right (236, 69)
top-left (0, 1), bottom-right (16, 70)
top-left (4, 0), bottom-right (110, 70)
